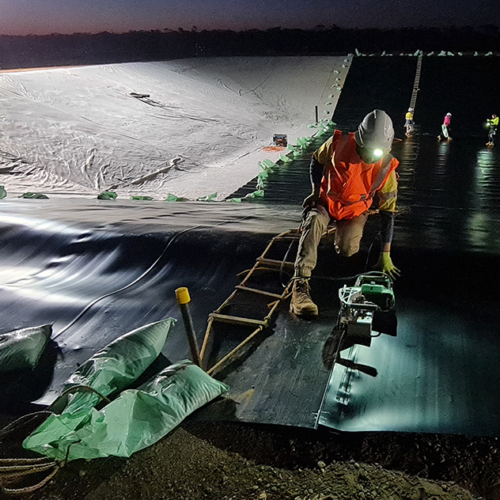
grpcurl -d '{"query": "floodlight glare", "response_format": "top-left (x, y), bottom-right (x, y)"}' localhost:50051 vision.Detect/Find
top-left (373, 149), bottom-right (384, 158)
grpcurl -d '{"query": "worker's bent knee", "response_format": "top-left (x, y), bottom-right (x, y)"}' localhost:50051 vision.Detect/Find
top-left (304, 210), bottom-right (329, 232)
top-left (335, 242), bottom-right (360, 257)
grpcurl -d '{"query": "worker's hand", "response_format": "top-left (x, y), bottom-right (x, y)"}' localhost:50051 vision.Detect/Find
top-left (302, 192), bottom-right (318, 209)
top-left (374, 252), bottom-right (401, 280)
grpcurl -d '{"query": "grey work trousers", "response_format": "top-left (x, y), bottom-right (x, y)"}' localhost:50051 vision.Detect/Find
top-left (294, 204), bottom-right (368, 278)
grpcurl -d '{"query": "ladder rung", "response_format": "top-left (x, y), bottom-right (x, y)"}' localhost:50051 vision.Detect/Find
top-left (256, 257), bottom-right (295, 268)
top-left (209, 313), bottom-right (268, 327)
top-left (273, 235), bottom-right (300, 241)
top-left (235, 285), bottom-right (284, 299)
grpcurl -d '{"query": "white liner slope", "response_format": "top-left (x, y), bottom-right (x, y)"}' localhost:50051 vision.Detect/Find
top-left (0, 56), bottom-right (351, 200)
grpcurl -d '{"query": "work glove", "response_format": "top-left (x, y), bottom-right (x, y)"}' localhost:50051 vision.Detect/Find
top-left (375, 252), bottom-right (401, 280)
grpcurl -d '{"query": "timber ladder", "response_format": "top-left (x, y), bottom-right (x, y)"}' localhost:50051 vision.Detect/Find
top-left (199, 228), bottom-right (301, 376)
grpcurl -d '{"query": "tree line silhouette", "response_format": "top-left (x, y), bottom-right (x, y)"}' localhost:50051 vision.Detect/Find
top-left (0, 25), bottom-right (499, 69)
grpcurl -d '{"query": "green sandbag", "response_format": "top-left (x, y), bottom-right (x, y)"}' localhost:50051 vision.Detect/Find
top-left (19, 192), bottom-right (49, 199)
top-left (165, 193), bottom-right (188, 202)
top-left (244, 190), bottom-right (264, 199)
top-left (196, 193), bottom-right (217, 202)
top-left (0, 325), bottom-right (52, 372)
top-left (97, 191), bottom-right (117, 200)
top-left (19, 191), bottom-right (49, 200)
top-left (26, 361), bottom-right (229, 461)
top-left (23, 319), bottom-right (176, 456)
top-left (60, 318), bottom-right (177, 415)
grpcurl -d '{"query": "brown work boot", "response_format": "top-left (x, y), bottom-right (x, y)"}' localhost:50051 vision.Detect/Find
top-left (290, 278), bottom-right (318, 317)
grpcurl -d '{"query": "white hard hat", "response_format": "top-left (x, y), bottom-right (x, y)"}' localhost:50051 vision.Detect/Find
top-left (446, 112), bottom-right (452, 116)
top-left (408, 107), bottom-right (414, 112)
top-left (355, 109), bottom-right (394, 151)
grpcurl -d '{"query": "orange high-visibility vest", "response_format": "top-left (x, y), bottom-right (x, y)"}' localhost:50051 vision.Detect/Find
top-left (319, 131), bottom-right (399, 220)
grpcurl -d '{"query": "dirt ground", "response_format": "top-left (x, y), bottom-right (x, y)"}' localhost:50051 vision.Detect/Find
top-left (1, 415), bottom-right (499, 500)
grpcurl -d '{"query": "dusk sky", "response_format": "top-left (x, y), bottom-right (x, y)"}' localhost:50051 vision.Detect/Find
top-left (1, 0), bottom-right (499, 36)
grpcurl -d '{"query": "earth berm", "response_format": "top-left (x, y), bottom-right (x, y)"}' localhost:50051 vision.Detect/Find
top-left (1, 418), bottom-right (499, 500)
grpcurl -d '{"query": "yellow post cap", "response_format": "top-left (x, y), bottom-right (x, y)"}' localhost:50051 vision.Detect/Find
top-left (175, 287), bottom-right (191, 305)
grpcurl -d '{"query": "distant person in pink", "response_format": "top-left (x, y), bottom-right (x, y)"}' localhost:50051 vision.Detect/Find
top-left (438, 112), bottom-right (452, 141)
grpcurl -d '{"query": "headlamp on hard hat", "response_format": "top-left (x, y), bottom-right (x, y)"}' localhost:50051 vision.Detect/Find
top-left (359, 146), bottom-right (387, 163)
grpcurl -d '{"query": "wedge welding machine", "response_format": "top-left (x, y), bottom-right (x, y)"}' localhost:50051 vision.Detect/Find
top-left (336, 271), bottom-right (396, 346)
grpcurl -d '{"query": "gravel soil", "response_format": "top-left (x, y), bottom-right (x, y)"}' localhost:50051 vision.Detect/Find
top-left (1, 416), bottom-right (499, 500)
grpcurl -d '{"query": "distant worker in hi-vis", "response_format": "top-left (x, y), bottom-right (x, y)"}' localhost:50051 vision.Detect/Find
top-left (486, 114), bottom-right (498, 147)
top-left (438, 112), bottom-right (452, 141)
top-left (405, 107), bottom-right (414, 137)
top-left (290, 109), bottom-right (401, 318)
